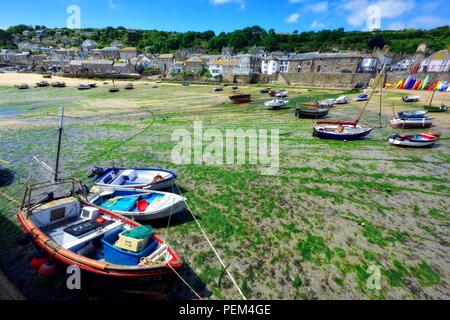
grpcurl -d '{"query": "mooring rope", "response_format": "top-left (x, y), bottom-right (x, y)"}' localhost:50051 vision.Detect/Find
top-left (174, 184), bottom-right (247, 300)
top-left (167, 263), bottom-right (203, 300)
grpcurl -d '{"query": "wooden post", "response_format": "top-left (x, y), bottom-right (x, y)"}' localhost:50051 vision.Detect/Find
top-left (54, 107), bottom-right (64, 182)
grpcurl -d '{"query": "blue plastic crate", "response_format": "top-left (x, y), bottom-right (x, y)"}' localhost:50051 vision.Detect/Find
top-left (101, 228), bottom-right (158, 266)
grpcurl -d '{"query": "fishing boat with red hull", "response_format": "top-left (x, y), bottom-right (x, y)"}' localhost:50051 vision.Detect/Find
top-left (17, 179), bottom-right (183, 278)
top-left (229, 93), bottom-right (251, 104)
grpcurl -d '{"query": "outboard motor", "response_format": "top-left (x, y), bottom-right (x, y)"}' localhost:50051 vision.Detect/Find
top-left (88, 166), bottom-right (104, 178)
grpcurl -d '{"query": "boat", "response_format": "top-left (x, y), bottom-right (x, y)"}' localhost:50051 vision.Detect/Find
top-left (268, 90), bottom-right (276, 97)
top-left (35, 81), bottom-right (50, 87)
top-left (213, 86), bottom-right (223, 92)
top-left (16, 83), bottom-right (29, 90)
top-left (295, 106), bottom-right (330, 118)
top-left (78, 84), bottom-right (91, 90)
top-left (110, 87), bottom-right (120, 93)
top-left (152, 84), bottom-right (159, 89)
top-left (85, 186), bottom-right (186, 221)
top-left (397, 110), bottom-right (428, 118)
top-left (424, 104), bottom-right (448, 112)
top-left (402, 96), bottom-right (421, 103)
top-left (313, 122), bottom-right (373, 140)
top-left (90, 167), bottom-right (177, 191)
top-left (232, 86), bottom-right (238, 90)
top-left (334, 96), bottom-right (349, 104)
top-left (43, 73), bottom-right (52, 79)
top-left (388, 133), bottom-right (439, 148)
top-left (229, 93), bottom-right (251, 104)
top-left (17, 179), bottom-right (183, 278)
top-left (275, 90), bottom-right (288, 98)
top-left (354, 94), bottom-right (369, 101)
top-left (51, 82), bottom-right (66, 88)
top-left (182, 82), bottom-right (190, 87)
top-left (264, 99), bottom-right (289, 109)
top-left (124, 83), bottom-right (134, 90)
top-left (260, 88), bottom-right (270, 94)
top-left (89, 83), bottom-right (98, 88)
top-left (390, 117), bottom-right (433, 129)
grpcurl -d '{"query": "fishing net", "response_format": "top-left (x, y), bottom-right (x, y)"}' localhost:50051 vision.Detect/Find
top-left (123, 226), bottom-right (154, 239)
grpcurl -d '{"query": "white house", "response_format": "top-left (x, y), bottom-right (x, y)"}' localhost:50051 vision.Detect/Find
top-left (82, 39), bottom-right (97, 52)
top-left (419, 50), bottom-right (450, 73)
top-left (261, 57), bottom-right (280, 75)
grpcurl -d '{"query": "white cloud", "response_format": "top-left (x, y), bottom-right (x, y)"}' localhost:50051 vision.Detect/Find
top-left (285, 13), bottom-right (301, 24)
top-left (210, 0), bottom-right (246, 9)
top-left (305, 1), bottom-right (329, 13)
top-left (342, 0), bottom-right (415, 27)
top-left (311, 20), bottom-right (326, 29)
top-left (108, 0), bottom-right (119, 11)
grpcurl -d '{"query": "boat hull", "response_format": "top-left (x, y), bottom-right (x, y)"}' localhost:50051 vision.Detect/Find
top-left (295, 107), bottom-right (330, 118)
top-left (313, 124), bottom-right (373, 140)
top-left (390, 118), bottom-right (433, 129)
top-left (424, 105), bottom-right (448, 112)
top-left (388, 138), bottom-right (436, 148)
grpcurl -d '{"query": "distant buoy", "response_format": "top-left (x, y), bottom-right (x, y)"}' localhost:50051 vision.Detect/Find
top-left (18, 233), bottom-right (32, 246)
top-left (31, 253), bottom-right (49, 270)
top-left (39, 261), bottom-right (57, 277)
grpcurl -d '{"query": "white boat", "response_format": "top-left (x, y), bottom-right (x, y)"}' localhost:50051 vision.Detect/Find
top-left (390, 117), bottom-right (433, 129)
top-left (388, 133), bottom-right (438, 148)
top-left (320, 99), bottom-right (335, 107)
top-left (335, 96), bottom-right (349, 104)
top-left (91, 167), bottom-right (177, 190)
top-left (87, 187), bottom-right (186, 221)
top-left (402, 96), bottom-right (421, 103)
top-left (264, 99), bottom-right (289, 109)
top-left (275, 91), bottom-right (288, 98)
top-left (313, 122), bottom-right (373, 140)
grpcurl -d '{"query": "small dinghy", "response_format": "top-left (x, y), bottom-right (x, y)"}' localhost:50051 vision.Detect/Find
top-left (16, 83), bottom-right (29, 90)
top-left (424, 104), bottom-right (448, 112)
top-left (152, 84), bottom-right (159, 89)
top-left (78, 84), bottom-right (91, 90)
top-left (355, 94), bottom-right (369, 101)
top-left (397, 110), bottom-right (428, 118)
top-left (18, 180), bottom-right (183, 278)
top-left (260, 88), bottom-right (270, 94)
top-left (35, 81), bottom-right (50, 87)
top-left (313, 121), bottom-right (373, 140)
top-left (390, 117), bottom-right (433, 129)
top-left (334, 96), bottom-right (349, 104)
top-left (90, 167), bottom-right (177, 190)
top-left (232, 86), bottom-right (238, 90)
top-left (264, 99), bottom-right (289, 109)
top-left (229, 93), bottom-right (251, 104)
top-left (213, 86), bottom-right (223, 92)
top-left (43, 73), bottom-right (52, 79)
top-left (388, 132), bottom-right (439, 148)
top-left (402, 96), bottom-right (420, 103)
top-left (275, 90), bottom-right (288, 98)
top-left (295, 106), bottom-right (330, 118)
top-left (109, 87), bottom-right (120, 93)
top-left (51, 82), bottom-right (66, 88)
top-left (124, 83), bottom-right (134, 90)
top-left (89, 83), bottom-right (98, 88)
top-left (87, 187), bottom-right (186, 221)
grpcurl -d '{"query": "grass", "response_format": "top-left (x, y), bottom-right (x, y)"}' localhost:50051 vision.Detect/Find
top-left (0, 81), bottom-right (448, 300)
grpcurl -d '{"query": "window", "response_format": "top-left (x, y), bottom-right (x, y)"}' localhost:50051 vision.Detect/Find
top-left (317, 65), bottom-right (321, 72)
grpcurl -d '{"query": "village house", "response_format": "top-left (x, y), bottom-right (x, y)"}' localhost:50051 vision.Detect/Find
top-left (233, 54), bottom-right (262, 75)
top-left (119, 47), bottom-right (141, 60)
top-left (262, 56), bottom-right (281, 75)
top-left (221, 47), bottom-right (235, 59)
top-left (110, 41), bottom-right (125, 48)
top-left (419, 49), bottom-right (450, 73)
top-left (288, 52), bottom-right (365, 74)
top-left (207, 59), bottom-right (240, 81)
top-left (184, 56), bottom-right (204, 73)
top-left (171, 61), bottom-right (185, 74)
top-left (100, 47), bottom-right (120, 60)
top-left (155, 53), bottom-right (175, 73)
top-left (66, 59), bottom-right (135, 75)
top-left (8, 52), bottom-right (33, 65)
top-left (82, 40), bottom-right (97, 52)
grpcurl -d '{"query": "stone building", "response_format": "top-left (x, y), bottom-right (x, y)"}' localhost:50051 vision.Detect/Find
top-left (288, 52), bottom-right (365, 74)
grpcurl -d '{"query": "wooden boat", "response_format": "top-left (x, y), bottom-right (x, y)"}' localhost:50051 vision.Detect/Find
top-left (397, 110), bottom-right (428, 119)
top-left (402, 96), bottom-right (420, 103)
top-left (313, 122), bottom-right (373, 140)
top-left (354, 94), bottom-right (369, 101)
top-left (17, 180), bottom-right (183, 278)
top-left (295, 106), bottom-right (330, 118)
top-left (264, 99), bottom-right (289, 109)
top-left (85, 187), bottom-right (186, 221)
top-left (90, 167), bottom-right (177, 191)
top-left (51, 82), bottom-right (66, 88)
top-left (77, 84), bottom-right (91, 90)
top-left (229, 93), bottom-right (251, 104)
top-left (390, 117), bottom-right (433, 129)
top-left (424, 104), bottom-right (448, 112)
top-left (16, 83), bottom-right (29, 90)
top-left (124, 83), bottom-right (134, 90)
top-left (35, 81), bottom-right (50, 87)
top-left (388, 133), bottom-right (439, 148)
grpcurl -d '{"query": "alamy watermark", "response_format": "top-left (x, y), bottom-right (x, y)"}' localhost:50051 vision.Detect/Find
top-left (366, 265), bottom-right (382, 290)
top-left (66, 5), bottom-right (81, 29)
top-left (171, 121), bottom-right (280, 175)
top-left (367, 5), bottom-right (381, 31)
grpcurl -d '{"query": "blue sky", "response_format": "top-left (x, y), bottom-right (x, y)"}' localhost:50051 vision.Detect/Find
top-left (0, 0), bottom-right (448, 32)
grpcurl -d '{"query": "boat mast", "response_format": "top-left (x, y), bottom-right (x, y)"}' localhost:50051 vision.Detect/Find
top-left (54, 107), bottom-right (64, 182)
top-left (429, 90), bottom-right (436, 107)
top-left (356, 67), bottom-right (386, 123)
